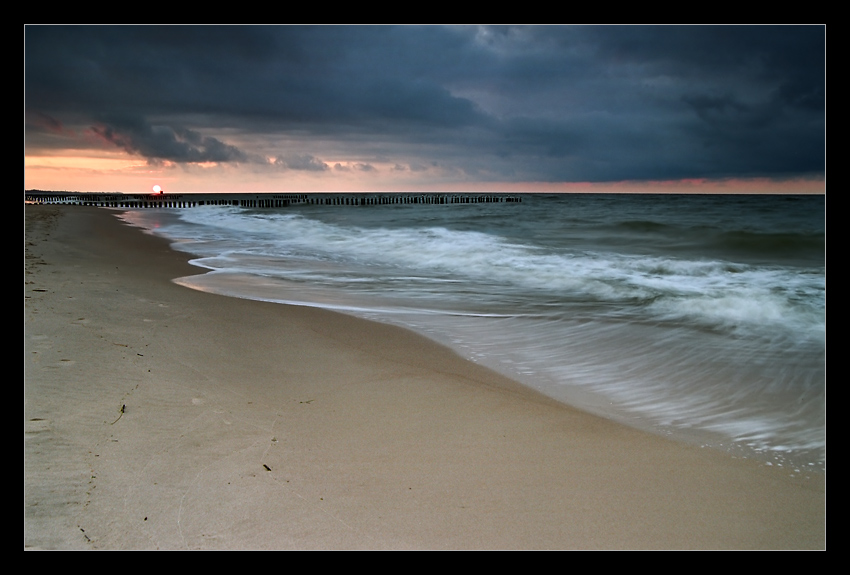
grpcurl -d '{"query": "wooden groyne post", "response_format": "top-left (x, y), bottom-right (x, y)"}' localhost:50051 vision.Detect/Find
top-left (25, 191), bottom-right (523, 208)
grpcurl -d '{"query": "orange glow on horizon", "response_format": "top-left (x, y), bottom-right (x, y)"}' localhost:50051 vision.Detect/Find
top-left (24, 154), bottom-right (149, 172)
top-left (23, 152), bottom-right (825, 195)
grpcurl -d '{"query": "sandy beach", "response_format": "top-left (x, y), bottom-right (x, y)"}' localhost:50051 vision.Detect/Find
top-left (24, 204), bottom-right (824, 550)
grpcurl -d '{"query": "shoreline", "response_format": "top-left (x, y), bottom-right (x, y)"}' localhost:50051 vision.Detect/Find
top-left (24, 204), bottom-right (825, 549)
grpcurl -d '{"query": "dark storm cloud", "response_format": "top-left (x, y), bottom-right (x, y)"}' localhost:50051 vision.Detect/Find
top-left (25, 26), bottom-right (485, 129)
top-left (90, 113), bottom-right (249, 164)
top-left (25, 25), bottom-right (824, 183)
top-left (272, 153), bottom-right (329, 171)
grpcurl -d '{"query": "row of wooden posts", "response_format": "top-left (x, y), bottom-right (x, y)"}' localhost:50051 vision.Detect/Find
top-left (25, 192), bottom-right (522, 209)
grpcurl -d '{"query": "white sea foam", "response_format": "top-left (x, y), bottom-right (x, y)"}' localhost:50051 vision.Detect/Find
top-left (122, 194), bottom-right (825, 468)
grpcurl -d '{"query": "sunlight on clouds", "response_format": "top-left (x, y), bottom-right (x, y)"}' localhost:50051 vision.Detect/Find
top-left (23, 154), bottom-right (824, 196)
top-left (23, 152), bottom-right (181, 193)
top-left (24, 155), bottom-right (149, 172)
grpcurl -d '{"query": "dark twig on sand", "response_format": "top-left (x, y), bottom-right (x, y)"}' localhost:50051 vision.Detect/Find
top-left (110, 404), bottom-right (125, 425)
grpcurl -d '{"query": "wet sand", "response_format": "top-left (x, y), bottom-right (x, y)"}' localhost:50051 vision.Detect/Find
top-left (24, 204), bottom-right (825, 549)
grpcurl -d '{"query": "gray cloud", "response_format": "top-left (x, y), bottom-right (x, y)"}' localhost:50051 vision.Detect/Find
top-left (25, 25), bottom-right (825, 183)
top-left (90, 113), bottom-right (249, 164)
top-left (272, 153), bottom-right (329, 171)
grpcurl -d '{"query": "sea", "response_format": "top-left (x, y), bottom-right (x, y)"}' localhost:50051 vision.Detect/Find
top-left (117, 193), bottom-right (825, 472)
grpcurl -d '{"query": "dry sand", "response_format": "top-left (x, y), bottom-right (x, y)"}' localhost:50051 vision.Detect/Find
top-left (24, 204), bottom-right (825, 550)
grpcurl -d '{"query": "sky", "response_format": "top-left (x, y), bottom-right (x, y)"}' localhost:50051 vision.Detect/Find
top-left (24, 25), bottom-right (825, 195)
